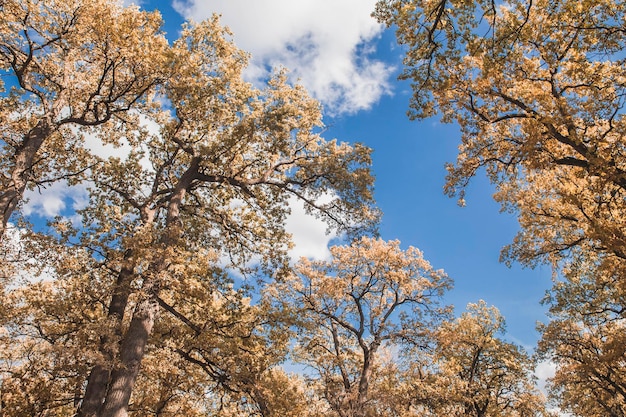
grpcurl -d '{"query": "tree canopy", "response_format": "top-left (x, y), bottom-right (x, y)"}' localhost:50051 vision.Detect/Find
top-left (0, 0), bottom-right (169, 239)
top-left (6, 0), bottom-right (615, 415)
top-left (375, 0), bottom-right (626, 414)
top-left (272, 237), bottom-right (452, 417)
top-left (1, 3), bottom-right (377, 416)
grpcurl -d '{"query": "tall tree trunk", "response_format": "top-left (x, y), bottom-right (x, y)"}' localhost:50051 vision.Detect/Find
top-left (355, 342), bottom-right (378, 417)
top-left (77, 256), bottom-right (135, 417)
top-left (99, 287), bottom-right (159, 417)
top-left (95, 158), bottom-right (198, 416)
top-left (0, 120), bottom-right (51, 240)
top-left (250, 384), bottom-right (271, 417)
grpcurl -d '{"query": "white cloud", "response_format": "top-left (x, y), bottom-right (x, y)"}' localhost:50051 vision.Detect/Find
top-left (285, 196), bottom-right (336, 261)
top-left (83, 130), bottom-right (133, 161)
top-left (535, 359), bottom-right (556, 395)
top-left (1, 223), bottom-right (55, 284)
top-left (82, 112), bottom-right (159, 171)
top-left (2, 223), bottom-right (25, 261)
top-left (535, 360), bottom-right (573, 417)
top-left (22, 181), bottom-right (88, 219)
top-left (172, 0), bottom-right (394, 114)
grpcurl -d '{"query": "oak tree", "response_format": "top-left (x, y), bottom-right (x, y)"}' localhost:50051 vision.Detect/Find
top-left (374, 0), bottom-right (626, 269)
top-left (538, 256), bottom-right (626, 417)
top-left (273, 237), bottom-right (451, 417)
top-left (429, 301), bottom-right (548, 417)
top-left (538, 318), bottom-right (626, 417)
top-left (0, 0), bottom-right (168, 239)
top-left (0, 12), bottom-right (376, 417)
top-left (374, 1), bottom-right (626, 412)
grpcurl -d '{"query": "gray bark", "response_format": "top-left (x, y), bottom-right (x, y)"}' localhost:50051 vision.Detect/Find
top-left (77, 258), bottom-right (135, 417)
top-left (95, 158), bottom-right (199, 417)
top-left (100, 292), bottom-right (159, 417)
top-left (0, 120), bottom-right (51, 240)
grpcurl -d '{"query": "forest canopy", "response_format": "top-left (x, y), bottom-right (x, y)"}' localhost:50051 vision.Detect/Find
top-left (1, 0), bottom-right (624, 416)
top-left (375, 0), bottom-right (626, 415)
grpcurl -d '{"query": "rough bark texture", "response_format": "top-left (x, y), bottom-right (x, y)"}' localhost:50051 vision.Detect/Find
top-left (100, 293), bottom-right (159, 417)
top-left (0, 120), bottom-right (51, 240)
top-left (77, 259), bottom-right (135, 417)
top-left (93, 160), bottom-right (197, 417)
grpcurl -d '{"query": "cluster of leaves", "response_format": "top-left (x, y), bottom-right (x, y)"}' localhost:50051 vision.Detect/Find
top-left (269, 237), bottom-right (548, 417)
top-left (375, 0), bottom-right (626, 415)
top-left (0, 0), bottom-right (572, 416)
top-left (1, 1), bottom-right (378, 416)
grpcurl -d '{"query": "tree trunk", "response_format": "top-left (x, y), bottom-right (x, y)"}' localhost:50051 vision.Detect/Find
top-left (78, 367), bottom-right (112, 417)
top-left (93, 158), bottom-right (198, 416)
top-left (77, 257), bottom-right (135, 417)
top-left (99, 288), bottom-right (159, 417)
top-left (355, 342), bottom-right (378, 417)
top-left (0, 120), bottom-right (51, 240)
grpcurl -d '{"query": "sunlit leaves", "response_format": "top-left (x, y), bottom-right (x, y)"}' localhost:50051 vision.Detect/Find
top-left (430, 302), bottom-right (548, 417)
top-left (0, 0), bottom-right (169, 237)
top-left (1, 4), bottom-right (378, 416)
top-left (272, 237), bottom-right (452, 416)
top-left (376, 0), bottom-right (626, 413)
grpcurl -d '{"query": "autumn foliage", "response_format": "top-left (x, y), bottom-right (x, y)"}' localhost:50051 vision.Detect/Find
top-left (375, 0), bottom-right (626, 415)
top-left (2, 0), bottom-right (622, 416)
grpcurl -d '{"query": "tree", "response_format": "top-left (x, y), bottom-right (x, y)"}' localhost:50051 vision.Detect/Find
top-left (374, 1), bottom-right (626, 411)
top-left (0, 236), bottom-right (304, 417)
top-left (426, 301), bottom-right (548, 417)
top-left (537, 256), bottom-right (626, 417)
top-left (0, 0), bottom-right (168, 239)
top-left (0, 13), bottom-right (377, 417)
top-left (374, 0), bottom-right (626, 269)
top-left (538, 318), bottom-right (626, 417)
top-left (272, 237), bottom-right (451, 417)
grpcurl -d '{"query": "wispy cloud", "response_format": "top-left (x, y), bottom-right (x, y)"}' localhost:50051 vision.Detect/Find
top-left (535, 359), bottom-right (556, 395)
top-left (172, 0), bottom-right (394, 114)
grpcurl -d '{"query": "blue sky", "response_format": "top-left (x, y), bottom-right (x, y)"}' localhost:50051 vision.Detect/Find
top-left (144, 1), bottom-right (554, 348)
top-left (19, 0), bottom-right (553, 353)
